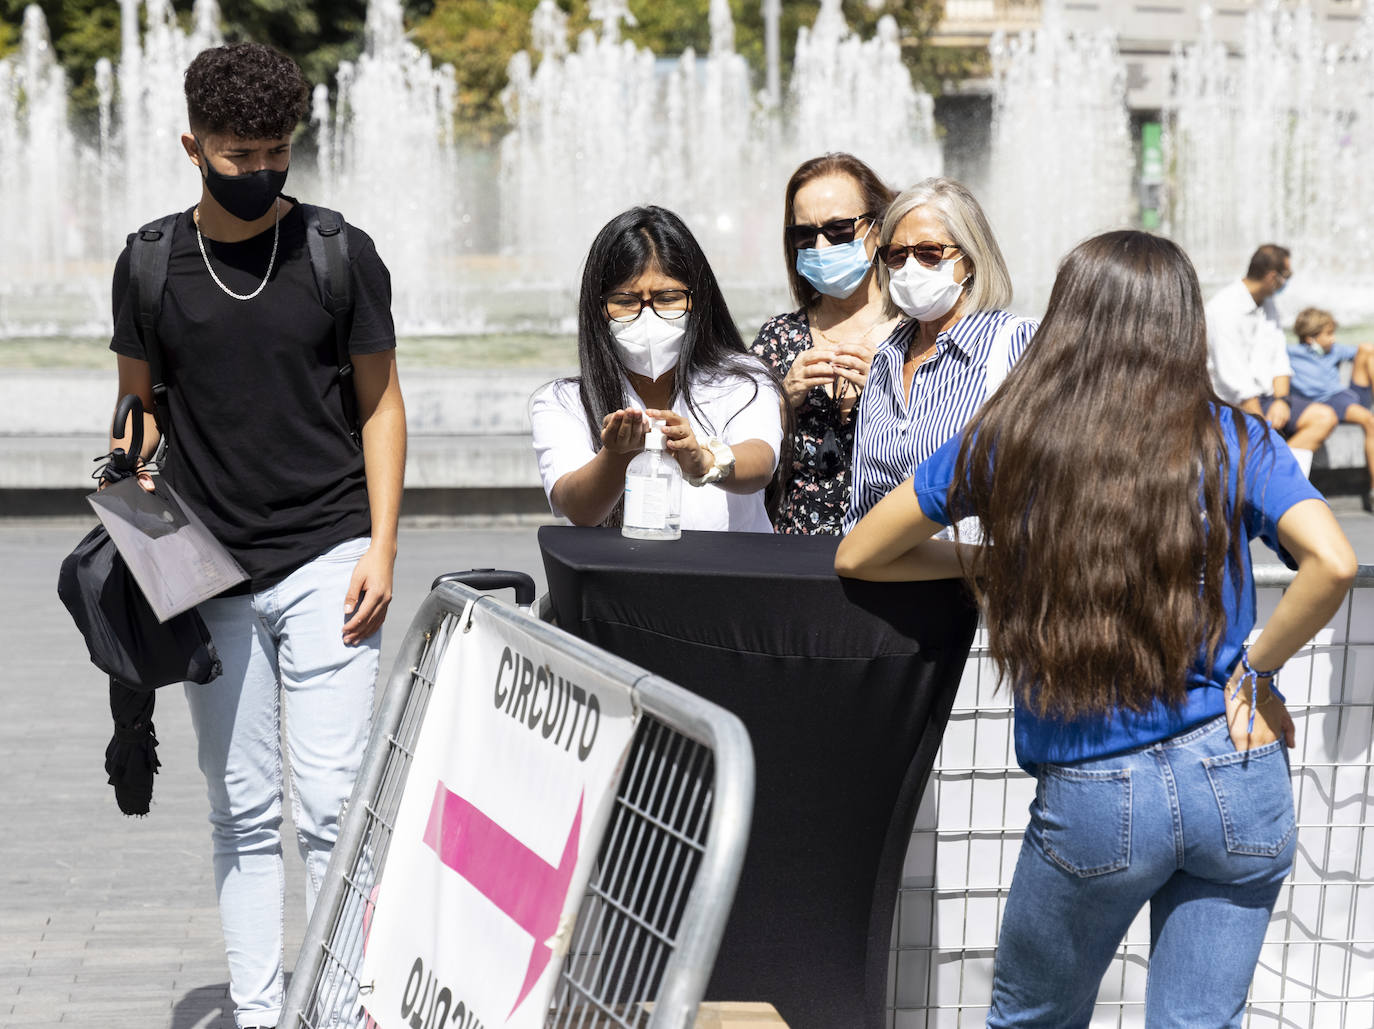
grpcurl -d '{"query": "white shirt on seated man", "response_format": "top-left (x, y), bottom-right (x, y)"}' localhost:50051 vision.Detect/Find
top-left (1205, 244), bottom-right (1336, 477)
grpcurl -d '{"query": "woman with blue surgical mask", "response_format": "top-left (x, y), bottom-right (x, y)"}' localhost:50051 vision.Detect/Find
top-left (530, 206), bottom-right (784, 532)
top-left (843, 177), bottom-right (1040, 533)
top-left (749, 153), bottom-right (898, 534)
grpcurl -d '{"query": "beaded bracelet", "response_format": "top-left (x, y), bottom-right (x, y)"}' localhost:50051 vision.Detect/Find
top-left (1230, 646), bottom-right (1286, 733)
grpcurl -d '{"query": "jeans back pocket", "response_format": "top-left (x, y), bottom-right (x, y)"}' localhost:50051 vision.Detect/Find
top-left (1036, 766), bottom-right (1132, 877)
top-left (1203, 741), bottom-right (1296, 857)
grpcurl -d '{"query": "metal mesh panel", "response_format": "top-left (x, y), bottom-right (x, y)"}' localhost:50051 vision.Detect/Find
top-left (282, 585), bottom-right (746, 1029)
top-left (890, 575), bottom-right (1374, 1028)
top-left (548, 715), bottom-right (716, 1027)
top-left (294, 612), bottom-right (460, 1029)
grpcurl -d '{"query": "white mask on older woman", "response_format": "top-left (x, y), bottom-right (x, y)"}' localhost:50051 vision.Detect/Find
top-left (609, 311), bottom-right (687, 381)
top-left (888, 257), bottom-right (969, 322)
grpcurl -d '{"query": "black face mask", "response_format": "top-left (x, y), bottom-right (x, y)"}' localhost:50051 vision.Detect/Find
top-left (197, 138), bottom-right (289, 222)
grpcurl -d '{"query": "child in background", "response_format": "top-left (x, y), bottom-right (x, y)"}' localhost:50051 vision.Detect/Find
top-left (1290, 308), bottom-right (1374, 511)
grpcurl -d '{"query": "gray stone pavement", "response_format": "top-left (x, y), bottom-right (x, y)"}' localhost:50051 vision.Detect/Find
top-left (0, 517), bottom-right (546, 1029)
top-left (1, 510), bottom-right (1370, 1029)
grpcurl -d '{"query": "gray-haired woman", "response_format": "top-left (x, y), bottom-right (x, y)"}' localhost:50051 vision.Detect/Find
top-left (842, 176), bottom-right (1039, 531)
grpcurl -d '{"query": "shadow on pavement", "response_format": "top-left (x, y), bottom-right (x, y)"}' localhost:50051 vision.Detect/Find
top-left (170, 983), bottom-right (232, 1028)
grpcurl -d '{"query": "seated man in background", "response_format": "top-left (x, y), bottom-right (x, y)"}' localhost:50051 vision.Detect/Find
top-left (1205, 244), bottom-right (1336, 477)
top-left (1290, 307), bottom-right (1374, 511)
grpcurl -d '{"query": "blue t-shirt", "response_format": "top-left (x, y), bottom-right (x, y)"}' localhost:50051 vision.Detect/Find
top-left (1287, 341), bottom-right (1358, 403)
top-left (912, 412), bottom-right (1323, 771)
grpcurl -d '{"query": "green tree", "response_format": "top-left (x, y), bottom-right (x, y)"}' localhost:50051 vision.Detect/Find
top-left (0, 0), bottom-right (431, 129)
top-left (2, 0), bottom-right (983, 137)
top-left (1, 0), bottom-right (122, 128)
top-left (410, 0), bottom-right (980, 143)
top-left (728, 1), bottom-right (985, 97)
top-left (409, 0), bottom-right (540, 145)
top-left (214, 0), bottom-right (433, 89)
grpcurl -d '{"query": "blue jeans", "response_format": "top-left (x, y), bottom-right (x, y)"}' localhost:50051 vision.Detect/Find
top-left (988, 714), bottom-right (1296, 1028)
top-left (186, 537), bottom-right (379, 1029)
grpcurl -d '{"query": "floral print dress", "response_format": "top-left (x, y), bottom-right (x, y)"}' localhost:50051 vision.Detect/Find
top-left (749, 308), bottom-right (859, 535)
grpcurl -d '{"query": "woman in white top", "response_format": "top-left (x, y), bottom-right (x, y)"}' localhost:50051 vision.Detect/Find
top-left (531, 206), bottom-right (783, 532)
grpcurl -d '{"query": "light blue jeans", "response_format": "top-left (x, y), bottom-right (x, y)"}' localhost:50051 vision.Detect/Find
top-left (988, 714), bottom-right (1296, 1028)
top-left (186, 536), bottom-right (379, 1029)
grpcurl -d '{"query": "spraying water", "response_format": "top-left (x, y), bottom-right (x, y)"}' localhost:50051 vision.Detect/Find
top-left (15, 0), bottom-right (1374, 339)
top-left (314, 0), bottom-right (461, 333)
top-left (497, 0), bottom-right (942, 307)
top-left (987, 0), bottom-right (1134, 310)
top-left (1166, 0), bottom-right (1374, 318)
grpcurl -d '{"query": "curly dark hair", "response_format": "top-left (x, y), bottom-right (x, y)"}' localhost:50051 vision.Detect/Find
top-left (184, 43), bottom-right (309, 139)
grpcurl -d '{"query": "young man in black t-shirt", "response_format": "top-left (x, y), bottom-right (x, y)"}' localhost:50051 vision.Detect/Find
top-left (107, 43), bottom-right (405, 1029)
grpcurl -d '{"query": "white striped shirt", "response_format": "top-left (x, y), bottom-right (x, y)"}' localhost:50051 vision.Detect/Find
top-left (843, 309), bottom-right (1038, 531)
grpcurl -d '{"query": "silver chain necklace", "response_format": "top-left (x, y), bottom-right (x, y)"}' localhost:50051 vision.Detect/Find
top-left (195, 199), bottom-right (280, 302)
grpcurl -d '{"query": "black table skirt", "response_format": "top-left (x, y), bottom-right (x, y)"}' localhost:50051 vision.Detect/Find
top-left (539, 527), bottom-right (979, 1029)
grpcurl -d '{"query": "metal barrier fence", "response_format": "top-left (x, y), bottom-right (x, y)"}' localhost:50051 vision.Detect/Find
top-left (891, 566), bottom-right (1374, 1028)
top-left (280, 580), bottom-right (754, 1029)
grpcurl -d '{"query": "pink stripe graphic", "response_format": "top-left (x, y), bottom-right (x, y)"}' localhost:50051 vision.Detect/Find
top-left (423, 781), bottom-right (583, 1018)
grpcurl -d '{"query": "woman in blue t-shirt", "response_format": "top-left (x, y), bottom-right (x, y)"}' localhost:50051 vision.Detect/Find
top-left (836, 230), bottom-right (1357, 1026)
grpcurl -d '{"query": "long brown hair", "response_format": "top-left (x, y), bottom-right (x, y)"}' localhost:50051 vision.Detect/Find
top-left (950, 230), bottom-right (1253, 720)
top-left (782, 153), bottom-right (895, 309)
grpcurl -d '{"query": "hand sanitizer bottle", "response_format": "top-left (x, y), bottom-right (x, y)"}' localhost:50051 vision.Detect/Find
top-left (622, 419), bottom-right (682, 540)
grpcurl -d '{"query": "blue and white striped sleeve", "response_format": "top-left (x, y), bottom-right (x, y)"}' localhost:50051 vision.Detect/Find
top-left (1006, 316), bottom-right (1040, 367)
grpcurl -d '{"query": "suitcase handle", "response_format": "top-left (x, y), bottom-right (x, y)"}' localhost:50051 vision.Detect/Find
top-left (431, 568), bottom-right (537, 608)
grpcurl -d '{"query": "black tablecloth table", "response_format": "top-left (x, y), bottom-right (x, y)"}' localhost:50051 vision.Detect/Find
top-left (538, 527), bottom-right (979, 1029)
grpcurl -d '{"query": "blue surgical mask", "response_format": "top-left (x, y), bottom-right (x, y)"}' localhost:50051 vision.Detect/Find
top-left (795, 226), bottom-right (874, 299)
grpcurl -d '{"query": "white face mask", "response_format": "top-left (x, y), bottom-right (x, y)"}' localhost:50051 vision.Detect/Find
top-left (609, 310), bottom-right (688, 381)
top-left (888, 256), bottom-right (968, 322)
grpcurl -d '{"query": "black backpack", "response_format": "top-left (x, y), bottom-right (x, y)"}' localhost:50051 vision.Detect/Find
top-left (127, 203), bottom-right (362, 447)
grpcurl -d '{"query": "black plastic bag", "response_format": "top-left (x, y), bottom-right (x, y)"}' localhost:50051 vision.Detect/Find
top-left (58, 521), bottom-right (222, 690)
top-left (57, 394), bottom-right (221, 691)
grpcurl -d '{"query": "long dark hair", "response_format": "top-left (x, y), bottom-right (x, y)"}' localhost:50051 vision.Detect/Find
top-left (950, 230), bottom-right (1256, 720)
top-left (574, 206), bottom-right (780, 524)
top-left (783, 153), bottom-right (895, 309)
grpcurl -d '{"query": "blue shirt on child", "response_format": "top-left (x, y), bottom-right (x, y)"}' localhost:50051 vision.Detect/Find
top-left (1287, 341), bottom-right (1359, 403)
top-left (912, 411), bottom-right (1323, 771)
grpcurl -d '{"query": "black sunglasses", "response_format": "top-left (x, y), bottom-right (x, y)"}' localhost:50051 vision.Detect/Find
top-left (785, 213), bottom-right (876, 250)
top-left (877, 241), bottom-right (961, 271)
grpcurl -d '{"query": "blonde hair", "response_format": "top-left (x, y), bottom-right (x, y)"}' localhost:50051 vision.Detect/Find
top-left (1294, 307), bottom-right (1335, 342)
top-left (877, 177), bottom-right (1013, 319)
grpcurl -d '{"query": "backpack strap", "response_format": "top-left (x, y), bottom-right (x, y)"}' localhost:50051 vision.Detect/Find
top-left (126, 213), bottom-right (180, 453)
top-left (301, 204), bottom-right (361, 445)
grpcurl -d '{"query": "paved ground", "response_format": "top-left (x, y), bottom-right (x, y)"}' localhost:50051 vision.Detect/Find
top-left (0, 518), bottom-right (547, 1029)
top-left (1, 511), bottom-right (1370, 1029)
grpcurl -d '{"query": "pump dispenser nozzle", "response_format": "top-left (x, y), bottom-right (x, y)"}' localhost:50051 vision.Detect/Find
top-left (645, 418), bottom-right (666, 451)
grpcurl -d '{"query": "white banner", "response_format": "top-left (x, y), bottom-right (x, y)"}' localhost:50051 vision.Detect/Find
top-left (360, 600), bottom-right (640, 1029)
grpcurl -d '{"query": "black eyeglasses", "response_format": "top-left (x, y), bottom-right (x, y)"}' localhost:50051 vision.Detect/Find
top-left (877, 240), bottom-right (961, 270)
top-left (602, 289), bottom-right (692, 323)
top-left (785, 213), bottom-right (876, 250)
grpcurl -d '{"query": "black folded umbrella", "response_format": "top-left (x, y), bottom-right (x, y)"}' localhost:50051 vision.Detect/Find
top-left (106, 678), bottom-right (160, 816)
